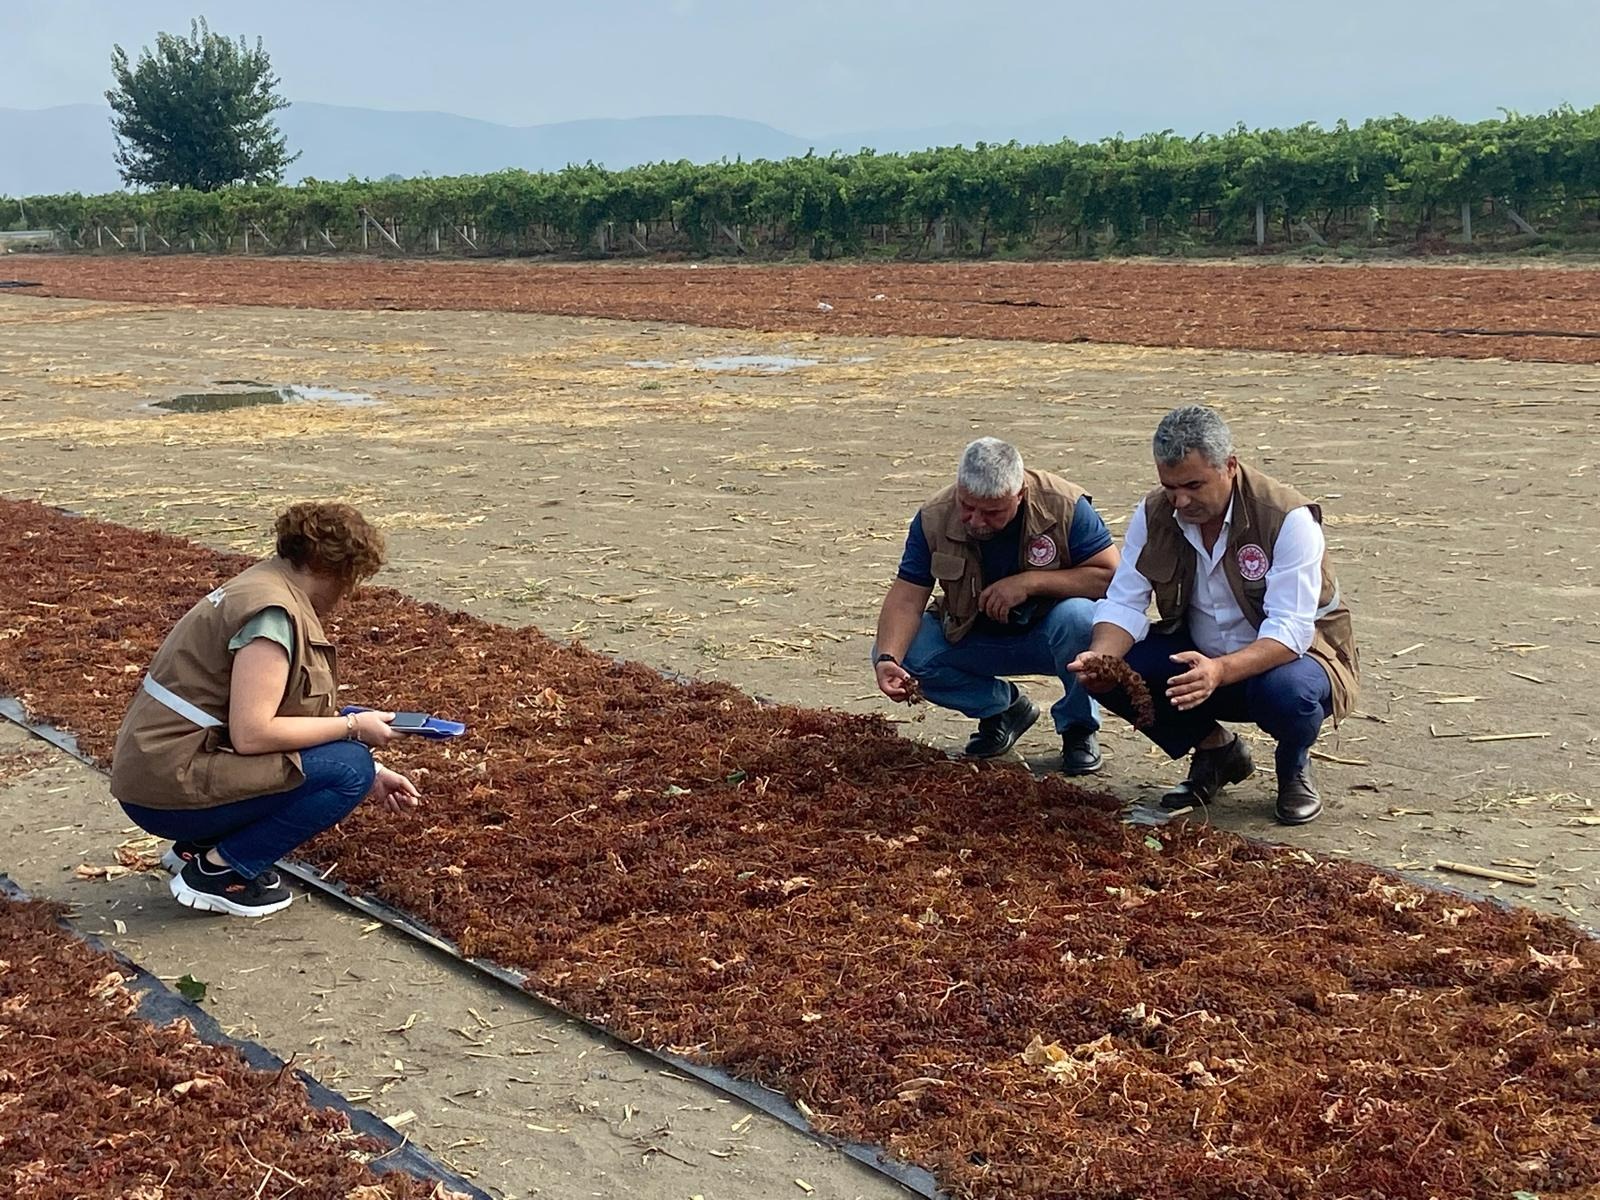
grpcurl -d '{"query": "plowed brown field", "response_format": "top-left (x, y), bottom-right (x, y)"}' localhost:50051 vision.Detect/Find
top-left (12, 254), bottom-right (1600, 362)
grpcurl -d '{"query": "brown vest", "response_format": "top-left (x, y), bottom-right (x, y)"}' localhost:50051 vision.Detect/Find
top-left (110, 558), bottom-right (339, 810)
top-left (1135, 462), bottom-right (1359, 721)
top-left (920, 468), bottom-right (1089, 644)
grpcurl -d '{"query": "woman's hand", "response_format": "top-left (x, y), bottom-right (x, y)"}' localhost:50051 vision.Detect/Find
top-left (367, 765), bottom-right (421, 815)
top-left (352, 710), bottom-right (398, 746)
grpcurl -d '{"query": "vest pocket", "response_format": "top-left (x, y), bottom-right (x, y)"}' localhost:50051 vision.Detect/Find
top-left (197, 744), bottom-right (301, 804)
top-left (1136, 546), bottom-right (1183, 621)
top-left (1135, 546), bottom-right (1178, 583)
top-left (930, 551), bottom-right (981, 638)
top-left (299, 641), bottom-right (338, 713)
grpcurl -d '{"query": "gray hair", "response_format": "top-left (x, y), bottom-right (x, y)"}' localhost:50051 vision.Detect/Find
top-left (1152, 405), bottom-right (1234, 468)
top-left (957, 437), bottom-right (1025, 497)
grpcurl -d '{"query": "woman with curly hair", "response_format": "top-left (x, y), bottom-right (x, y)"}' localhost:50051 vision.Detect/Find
top-left (111, 501), bottom-right (421, 917)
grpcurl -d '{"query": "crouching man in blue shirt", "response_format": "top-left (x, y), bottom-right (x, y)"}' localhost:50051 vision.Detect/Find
top-left (872, 437), bottom-right (1119, 773)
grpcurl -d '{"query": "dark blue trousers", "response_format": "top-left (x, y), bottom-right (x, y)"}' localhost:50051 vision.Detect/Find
top-left (1101, 629), bottom-right (1333, 777)
top-left (120, 740), bottom-right (374, 879)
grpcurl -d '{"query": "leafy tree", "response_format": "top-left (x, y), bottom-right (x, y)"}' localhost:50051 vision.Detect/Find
top-left (107, 18), bottom-right (296, 191)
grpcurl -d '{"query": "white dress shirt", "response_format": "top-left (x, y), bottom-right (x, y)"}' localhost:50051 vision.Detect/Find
top-left (1094, 500), bottom-right (1325, 658)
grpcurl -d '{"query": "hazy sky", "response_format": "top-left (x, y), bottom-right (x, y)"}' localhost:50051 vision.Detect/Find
top-left (6, 0), bottom-right (1598, 137)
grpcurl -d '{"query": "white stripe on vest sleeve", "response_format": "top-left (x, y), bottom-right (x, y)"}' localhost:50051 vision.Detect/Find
top-left (141, 674), bottom-right (224, 729)
top-left (1092, 501), bottom-right (1154, 642)
top-left (1258, 506), bottom-right (1324, 655)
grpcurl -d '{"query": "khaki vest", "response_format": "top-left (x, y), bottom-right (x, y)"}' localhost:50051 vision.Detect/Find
top-left (920, 468), bottom-right (1089, 644)
top-left (1135, 462), bottom-right (1359, 721)
top-left (110, 558), bottom-right (339, 810)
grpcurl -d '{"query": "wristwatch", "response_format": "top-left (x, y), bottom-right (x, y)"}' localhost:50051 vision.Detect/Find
top-left (874, 653), bottom-right (899, 666)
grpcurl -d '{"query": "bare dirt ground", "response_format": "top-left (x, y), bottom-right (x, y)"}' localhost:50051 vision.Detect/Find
top-left (2, 276), bottom-right (1598, 1195)
top-left (12, 252), bottom-right (1600, 362)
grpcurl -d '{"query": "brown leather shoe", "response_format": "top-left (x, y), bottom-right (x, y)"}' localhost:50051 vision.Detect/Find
top-left (1160, 734), bottom-right (1254, 811)
top-left (1275, 766), bottom-right (1322, 825)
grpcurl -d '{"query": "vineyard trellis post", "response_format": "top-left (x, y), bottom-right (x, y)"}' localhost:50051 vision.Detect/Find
top-left (358, 208), bottom-right (402, 251)
top-left (1502, 202), bottom-right (1539, 236)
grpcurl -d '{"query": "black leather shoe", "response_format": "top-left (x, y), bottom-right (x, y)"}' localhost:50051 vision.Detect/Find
top-left (1275, 767), bottom-right (1322, 825)
top-left (1160, 734), bottom-right (1254, 810)
top-left (963, 693), bottom-right (1039, 758)
top-left (1059, 726), bottom-right (1103, 775)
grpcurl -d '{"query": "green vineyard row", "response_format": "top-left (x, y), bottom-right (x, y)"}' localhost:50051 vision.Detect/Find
top-left (11, 107), bottom-right (1600, 254)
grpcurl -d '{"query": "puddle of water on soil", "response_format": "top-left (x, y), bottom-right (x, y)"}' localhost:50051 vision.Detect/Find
top-left (154, 384), bottom-right (378, 413)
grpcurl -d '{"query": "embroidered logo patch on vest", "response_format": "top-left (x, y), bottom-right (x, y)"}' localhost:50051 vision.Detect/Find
top-left (1236, 544), bottom-right (1270, 581)
top-left (1026, 534), bottom-right (1058, 567)
top-left (205, 587), bottom-right (226, 607)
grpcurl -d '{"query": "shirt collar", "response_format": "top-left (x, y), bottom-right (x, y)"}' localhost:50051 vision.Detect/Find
top-left (1178, 498), bottom-right (1235, 563)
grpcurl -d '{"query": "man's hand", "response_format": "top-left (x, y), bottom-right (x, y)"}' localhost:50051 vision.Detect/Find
top-left (1066, 651), bottom-right (1119, 695)
top-left (978, 575), bottom-right (1033, 621)
top-left (875, 660), bottom-right (920, 703)
top-left (1167, 651), bottom-right (1224, 711)
top-left (367, 765), bottom-right (422, 815)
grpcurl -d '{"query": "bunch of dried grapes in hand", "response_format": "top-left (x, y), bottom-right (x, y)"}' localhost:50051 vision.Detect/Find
top-left (1077, 655), bottom-right (1155, 728)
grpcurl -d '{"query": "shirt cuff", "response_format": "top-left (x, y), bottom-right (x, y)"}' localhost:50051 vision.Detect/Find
top-left (1093, 599), bottom-right (1150, 643)
top-left (1258, 616), bottom-right (1314, 657)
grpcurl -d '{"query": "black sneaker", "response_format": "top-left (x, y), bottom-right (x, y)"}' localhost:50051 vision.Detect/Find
top-left (160, 839), bottom-right (214, 874)
top-left (162, 841), bottom-right (280, 890)
top-left (963, 692), bottom-right (1040, 758)
top-left (170, 855), bottom-right (294, 917)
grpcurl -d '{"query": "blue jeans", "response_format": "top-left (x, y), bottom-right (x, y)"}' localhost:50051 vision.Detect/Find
top-left (120, 740), bottom-right (375, 880)
top-left (1101, 629), bottom-right (1333, 777)
top-left (897, 600), bottom-right (1100, 733)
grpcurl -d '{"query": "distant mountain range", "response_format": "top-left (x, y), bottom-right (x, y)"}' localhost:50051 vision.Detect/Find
top-left (0, 101), bottom-right (1104, 197)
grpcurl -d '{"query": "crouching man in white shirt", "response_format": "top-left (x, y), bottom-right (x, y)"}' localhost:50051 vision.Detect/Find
top-left (1068, 405), bottom-right (1359, 825)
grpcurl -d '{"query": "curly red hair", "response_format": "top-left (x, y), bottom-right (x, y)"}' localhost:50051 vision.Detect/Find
top-left (273, 502), bottom-right (386, 583)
